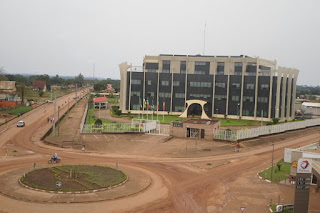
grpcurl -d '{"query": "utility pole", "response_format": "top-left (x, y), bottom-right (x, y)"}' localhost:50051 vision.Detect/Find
top-left (58, 106), bottom-right (60, 136)
top-left (75, 84), bottom-right (78, 103)
top-left (271, 143), bottom-right (274, 182)
top-left (53, 94), bottom-right (56, 136)
top-left (261, 109), bottom-right (263, 126)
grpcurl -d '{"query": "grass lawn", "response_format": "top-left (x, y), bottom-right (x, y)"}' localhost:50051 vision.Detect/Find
top-left (214, 118), bottom-right (264, 126)
top-left (270, 204), bottom-right (293, 212)
top-left (85, 106), bottom-right (116, 125)
top-left (9, 106), bottom-right (33, 115)
top-left (259, 159), bottom-right (291, 182)
top-left (107, 98), bottom-right (118, 104)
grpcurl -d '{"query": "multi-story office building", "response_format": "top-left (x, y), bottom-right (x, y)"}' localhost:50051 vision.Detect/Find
top-left (119, 54), bottom-right (299, 121)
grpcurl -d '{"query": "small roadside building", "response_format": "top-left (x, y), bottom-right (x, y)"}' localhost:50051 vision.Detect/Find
top-left (301, 102), bottom-right (320, 116)
top-left (171, 119), bottom-right (220, 140)
top-left (93, 97), bottom-right (108, 108)
top-left (33, 80), bottom-right (47, 92)
top-left (0, 81), bottom-right (21, 107)
top-left (51, 85), bottom-right (61, 90)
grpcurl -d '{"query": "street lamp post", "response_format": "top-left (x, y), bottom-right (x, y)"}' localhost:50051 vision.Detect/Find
top-left (237, 103), bottom-right (240, 118)
top-left (271, 143), bottom-right (275, 182)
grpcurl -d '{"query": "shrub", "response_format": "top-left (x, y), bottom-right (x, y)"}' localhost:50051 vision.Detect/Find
top-left (95, 119), bottom-right (102, 126)
top-left (272, 118), bottom-right (279, 124)
top-left (224, 114), bottom-right (227, 119)
top-left (266, 122), bottom-right (273, 126)
top-left (115, 109), bottom-right (121, 116)
top-left (277, 162), bottom-right (282, 171)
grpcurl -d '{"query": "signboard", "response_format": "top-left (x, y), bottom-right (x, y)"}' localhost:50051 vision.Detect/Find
top-left (294, 158), bottom-right (312, 213)
top-left (172, 122), bottom-right (183, 127)
top-left (240, 207), bottom-right (246, 212)
top-left (297, 158), bottom-right (312, 173)
top-left (291, 160), bottom-right (297, 168)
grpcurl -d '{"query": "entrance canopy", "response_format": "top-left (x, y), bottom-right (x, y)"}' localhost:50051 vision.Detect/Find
top-left (179, 100), bottom-right (210, 120)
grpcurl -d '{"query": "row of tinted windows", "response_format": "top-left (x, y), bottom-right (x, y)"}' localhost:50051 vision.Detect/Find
top-left (134, 79), bottom-right (258, 90)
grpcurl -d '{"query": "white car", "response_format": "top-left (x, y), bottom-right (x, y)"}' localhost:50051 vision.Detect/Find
top-left (17, 120), bottom-right (25, 127)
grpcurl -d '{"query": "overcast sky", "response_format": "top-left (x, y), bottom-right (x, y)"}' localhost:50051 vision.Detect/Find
top-left (0, 0), bottom-right (319, 85)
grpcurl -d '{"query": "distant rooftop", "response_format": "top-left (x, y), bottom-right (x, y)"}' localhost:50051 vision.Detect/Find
top-left (159, 54), bottom-right (252, 58)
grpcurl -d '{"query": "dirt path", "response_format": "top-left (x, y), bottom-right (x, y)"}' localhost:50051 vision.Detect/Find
top-left (1, 90), bottom-right (320, 213)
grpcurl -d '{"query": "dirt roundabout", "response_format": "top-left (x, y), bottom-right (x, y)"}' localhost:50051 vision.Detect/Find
top-left (0, 164), bottom-right (152, 203)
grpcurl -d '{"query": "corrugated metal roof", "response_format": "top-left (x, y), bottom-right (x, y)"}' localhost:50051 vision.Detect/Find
top-left (301, 102), bottom-right (320, 107)
top-left (93, 97), bottom-right (108, 102)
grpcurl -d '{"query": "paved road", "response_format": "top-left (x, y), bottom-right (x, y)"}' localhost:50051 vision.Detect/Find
top-left (1, 91), bottom-right (320, 213)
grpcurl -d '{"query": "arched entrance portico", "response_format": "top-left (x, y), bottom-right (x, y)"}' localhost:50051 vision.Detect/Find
top-left (179, 100), bottom-right (210, 120)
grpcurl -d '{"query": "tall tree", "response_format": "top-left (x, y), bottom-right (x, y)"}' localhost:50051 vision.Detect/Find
top-left (0, 67), bottom-right (8, 81)
top-left (75, 73), bottom-right (84, 87)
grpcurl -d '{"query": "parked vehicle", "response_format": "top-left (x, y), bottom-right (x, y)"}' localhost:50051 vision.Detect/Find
top-left (17, 120), bottom-right (25, 127)
top-left (46, 100), bottom-right (53, 103)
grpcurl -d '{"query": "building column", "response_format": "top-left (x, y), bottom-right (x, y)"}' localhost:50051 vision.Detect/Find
top-left (268, 69), bottom-right (274, 119)
top-left (157, 70), bottom-right (160, 115)
top-left (170, 71), bottom-right (174, 113)
top-left (128, 66), bottom-right (132, 111)
top-left (119, 62), bottom-right (130, 112)
top-left (226, 56), bottom-right (231, 115)
top-left (211, 57), bottom-right (217, 117)
top-left (275, 72), bottom-right (281, 118)
top-left (291, 72), bottom-right (299, 118)
top-left (286, 73), bottom-right (293, 120)
top-left (240, 56), bottom-right (246, 118)
top-left (281, 71), bottom-right (288, 121)
top-left (254, 58), bottom-right (259, 118)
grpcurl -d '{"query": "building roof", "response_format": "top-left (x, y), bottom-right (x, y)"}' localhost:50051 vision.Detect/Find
top-left (301, 102), bottom-right (320, 108)
top-left (33, 80), bottom-right (46, 89)
top-left (0, 81), bottom-right (16, 93)
top-left (183, 119), bottom-right (219, 125)
top-left (93, 97), bottom-right (108, 102)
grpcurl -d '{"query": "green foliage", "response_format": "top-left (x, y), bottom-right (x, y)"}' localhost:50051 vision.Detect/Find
top-left (259, 159), bottom-right (290, 182)
top-left (39, 91), bottom-right (44, 97)
top-left (277, 162), bottom-right (282, 171)
top-left (272, 118), bottom-right (279, 124)
top-left (266, 121), bottom-right (273, 126)
top-left (207, 163), bottom-right (212, 165)
top-left (95, 119), bottom-right (102, 126)
top-left (224, 114), bottom-right (227, 119)
top-left (9, 106), bottom-right (33, 115)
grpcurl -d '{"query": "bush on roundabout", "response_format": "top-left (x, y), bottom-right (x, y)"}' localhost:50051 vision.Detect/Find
top-left (20, 165), bottom-right (127, 192)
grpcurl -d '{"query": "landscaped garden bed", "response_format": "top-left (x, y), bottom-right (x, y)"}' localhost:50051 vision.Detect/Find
top-left (20, 165), bottom-right (127, 192)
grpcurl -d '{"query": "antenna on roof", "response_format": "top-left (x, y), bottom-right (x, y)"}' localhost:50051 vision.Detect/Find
top-left (203, 20), bottom-right (206, 55)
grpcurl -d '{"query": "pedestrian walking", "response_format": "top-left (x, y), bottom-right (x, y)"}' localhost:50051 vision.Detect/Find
top-left (52, 117), bottom-right (55, 123)
top-left (237, 142), bottom-right (240, 152)
top-left (234, 143), bottom-right (238, 152)
top-left (47, 117), bottom-right (49, 123)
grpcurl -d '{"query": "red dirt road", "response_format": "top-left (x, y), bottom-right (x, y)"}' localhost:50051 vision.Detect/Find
top-left (1, 92), bottom-right (320, 213)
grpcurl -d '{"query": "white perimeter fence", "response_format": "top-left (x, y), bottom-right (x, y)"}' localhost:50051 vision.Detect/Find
top-left (214, 118), bottom-right (320, 141)
top-left (82, 119), bottom-right (170, 136)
